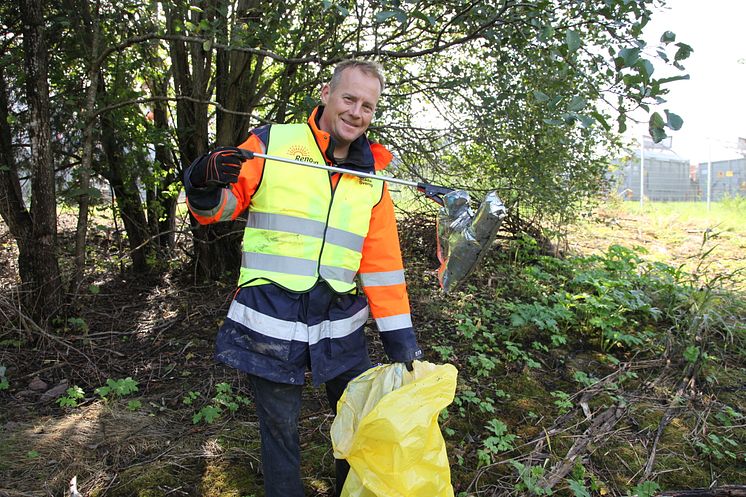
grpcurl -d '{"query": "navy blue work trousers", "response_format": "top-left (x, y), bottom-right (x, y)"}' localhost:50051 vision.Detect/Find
top-left (249, 358), bottom-right (371, 497)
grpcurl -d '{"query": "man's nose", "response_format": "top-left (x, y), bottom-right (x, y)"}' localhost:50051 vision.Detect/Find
top-left (348, 102), bottom-right (362, 117)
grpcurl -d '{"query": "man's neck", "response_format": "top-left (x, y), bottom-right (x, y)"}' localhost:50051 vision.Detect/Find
top-left (334, 145), bottom-right (349, 161)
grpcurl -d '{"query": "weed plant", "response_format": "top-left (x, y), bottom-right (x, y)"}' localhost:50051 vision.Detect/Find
top-left (434, 234), bottom-right (746, 496)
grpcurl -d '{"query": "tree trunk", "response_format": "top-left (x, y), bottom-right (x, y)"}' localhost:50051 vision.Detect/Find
top-left (99, 109), bottom-right (151, 274)
top-left (0, 66), bottom-right (34, 285)
top-left (167, 1), bottom-right (242, 281)
top-left (146, 57), bottom-right (178, 256)
top-left (79, 61), bottom-right (152, 274)
top-left (19, 0), bottom-right (62, 317)
top-left (215, 0), bottom-right (264, 145)
top-left (73, 2), bottom-right (100, 289)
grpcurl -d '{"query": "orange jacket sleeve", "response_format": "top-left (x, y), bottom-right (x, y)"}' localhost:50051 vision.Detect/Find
top-left (185, 133), bottom-right (265, 224)
top-left (358, 183), bottom-right (422, 362)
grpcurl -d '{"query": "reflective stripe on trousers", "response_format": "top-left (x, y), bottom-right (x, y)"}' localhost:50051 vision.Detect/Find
top-left (227, 296), bottom-right (369, 344)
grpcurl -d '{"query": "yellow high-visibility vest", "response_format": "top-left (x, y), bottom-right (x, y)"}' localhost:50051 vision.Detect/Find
top-left (238, 123), bottom-right (384, 293)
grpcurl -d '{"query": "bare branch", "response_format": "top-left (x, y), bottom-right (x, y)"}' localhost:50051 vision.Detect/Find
top-left (89, 95), bottom-right (268, 124)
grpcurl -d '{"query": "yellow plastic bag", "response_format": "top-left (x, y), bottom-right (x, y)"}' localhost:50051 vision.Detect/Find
top-left (331, 361), bottom-right (458, 497)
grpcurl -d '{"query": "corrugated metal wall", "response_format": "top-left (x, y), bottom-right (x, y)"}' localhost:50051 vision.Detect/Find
top-left (611, 153), bottom-right (698, 201)
top-left (697, 158), bottom-right (746, 201)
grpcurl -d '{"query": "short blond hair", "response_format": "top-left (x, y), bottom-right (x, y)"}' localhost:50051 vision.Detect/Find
top-left (330, 59), bottom-right (385, 93)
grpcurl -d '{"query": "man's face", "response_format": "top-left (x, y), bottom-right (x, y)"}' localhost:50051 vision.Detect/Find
top-left (318, 67), bottom-right (381, 152)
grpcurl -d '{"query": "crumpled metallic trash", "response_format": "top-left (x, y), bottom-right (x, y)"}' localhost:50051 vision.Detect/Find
top-left (437, 190), bottom-right (507, 293)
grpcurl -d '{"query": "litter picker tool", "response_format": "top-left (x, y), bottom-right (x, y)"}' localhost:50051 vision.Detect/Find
top-left (239, 149), bottom-right (454, 206)
top-left (239, 149), bottom-right (508, 293)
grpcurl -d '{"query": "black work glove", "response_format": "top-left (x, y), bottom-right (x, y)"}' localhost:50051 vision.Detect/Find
top-left (404, 361), bottom-right (414, 372)
top-left (189, 146), bottom-right (244, 188)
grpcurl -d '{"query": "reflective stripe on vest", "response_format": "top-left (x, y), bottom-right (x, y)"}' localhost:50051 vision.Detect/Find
top-left (238, 123), bottom-right (384, 293)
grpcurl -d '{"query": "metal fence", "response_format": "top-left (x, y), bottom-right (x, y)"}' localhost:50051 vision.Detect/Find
top-left (612, 151), bottom-right (746, 202)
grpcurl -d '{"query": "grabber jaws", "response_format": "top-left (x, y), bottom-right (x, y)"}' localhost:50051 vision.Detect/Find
top-left (238, 148), bottom-right (508, 292)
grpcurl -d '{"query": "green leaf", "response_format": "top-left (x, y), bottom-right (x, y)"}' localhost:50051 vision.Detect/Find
top-left (568, 479), bottom-right (591, 497)
top-left (566, 30), bottom-right (581, 52)
top-left (533, 90), bottom-right (550, 102)
top-left (486, 418), bottom-right (508, 436)
top-left (684, 345), bottom-right (700, 363)
top-left (67, 385), bottom-right (85, 399)
top-left (660, 31), bottom-right (676, 44)
top-left (567, 95), bottom-right (587, 112)
top-left (202, 39), bottom-right (212, 52)
top-left (57, 397), bottom-right (77, 408)
top-left (375, 10), bottom-right (406, 23)
top-left (649, 111), bottom-right (665, 128)
top-left (590, 111), bottom-right (610, 130)
top-left (411, 11), bottom-right (435, 25)
top-left (543, 118), bottom-right (565, 126)
top-left (674, 42), bottom-right (693, 62)
top-left (561, 112), bottom-right (577, 124)
top-left (619, 47), bottom-right (640, 68)
top-left (664, 110), bottom-right (683, 130)
top-left (656, 74), bottom-right (690, 84)
top-left (577, 114), bottom-right (595, 128)
top-left (547, 95), bottom-right (563, 111)
top-left (95, 385), bottom-right (111, 398)
top-left (633, 481), bottom-right (660, 497)
top-left (196, 405), bottom-right (222, 424)
top-left (648, 112), bottom-right (667, 143)
top-left (637, 59), bottom-right (654, 78)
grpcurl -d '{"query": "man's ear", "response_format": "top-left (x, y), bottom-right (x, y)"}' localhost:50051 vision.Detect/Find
top-left (320, 83), bottom-right (330, 105)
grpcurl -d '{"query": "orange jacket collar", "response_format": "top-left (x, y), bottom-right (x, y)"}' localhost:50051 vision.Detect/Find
top-left (308, 106), bottom-right (392, 172)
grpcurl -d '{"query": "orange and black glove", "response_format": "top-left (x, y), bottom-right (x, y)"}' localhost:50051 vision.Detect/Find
top-left (188, 146), bottom-right (244, 188)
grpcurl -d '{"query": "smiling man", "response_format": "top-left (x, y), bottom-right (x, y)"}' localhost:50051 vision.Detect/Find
top-left (183, 60), bottom-right (422, 497)
top-left (319, 64), bottom-right (381, 159)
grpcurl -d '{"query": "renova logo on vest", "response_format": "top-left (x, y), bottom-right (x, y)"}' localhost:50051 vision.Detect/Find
top-left (357, 177), bottom-right (374, 188)
top-left (287, 145), bottom-right (317, 163)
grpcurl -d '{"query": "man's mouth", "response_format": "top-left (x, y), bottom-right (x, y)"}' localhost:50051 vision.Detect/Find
top-left (341, 117), bottom-right (358, 130)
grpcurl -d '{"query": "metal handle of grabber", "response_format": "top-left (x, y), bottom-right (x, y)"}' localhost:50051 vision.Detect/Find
top-left (239, 149), bottom-right (453, 206)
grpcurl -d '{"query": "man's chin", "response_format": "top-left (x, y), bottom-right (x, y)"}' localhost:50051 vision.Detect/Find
top-left (334, 131), bottom-right (361, 145)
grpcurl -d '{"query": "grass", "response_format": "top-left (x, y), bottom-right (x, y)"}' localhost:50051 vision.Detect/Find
top-left (622, 198), bottom-right (746, 231)
top-left (569, 200), bottom-right (746, 290)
